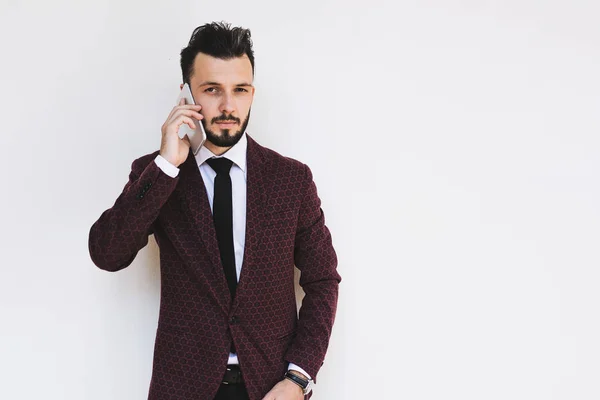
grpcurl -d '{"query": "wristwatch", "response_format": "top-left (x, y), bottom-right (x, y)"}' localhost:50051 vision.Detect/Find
top-left (284, 370), bottom-right (313, 395)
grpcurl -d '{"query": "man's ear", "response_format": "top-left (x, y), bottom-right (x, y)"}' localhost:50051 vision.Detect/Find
top-left (180, 83), bottom-right (184, 90)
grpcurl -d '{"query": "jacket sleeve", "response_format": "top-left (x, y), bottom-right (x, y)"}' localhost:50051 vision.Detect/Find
top-left (284, 163), bottom-right (341, 384)
top-left (88, 153), bottom-right (180, 272)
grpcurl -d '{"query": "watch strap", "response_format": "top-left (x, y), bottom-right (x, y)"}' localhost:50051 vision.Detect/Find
top-left (284, 371), bottom-right (309, 392)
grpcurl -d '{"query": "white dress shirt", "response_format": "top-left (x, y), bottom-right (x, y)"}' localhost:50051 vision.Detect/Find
top-left (153, 132), bottom-right (311, 380)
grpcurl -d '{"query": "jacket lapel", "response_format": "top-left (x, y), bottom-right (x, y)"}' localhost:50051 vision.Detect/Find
top-left (173, 135), bottom-right (269, 314)
top-left (174, 148), bottom-right (230, 313)
top-left (232, 135), bottom-right (268, 312)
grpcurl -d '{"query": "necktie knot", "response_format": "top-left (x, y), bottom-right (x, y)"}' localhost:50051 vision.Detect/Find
top-left (206, 157), bottom-right (233, 175)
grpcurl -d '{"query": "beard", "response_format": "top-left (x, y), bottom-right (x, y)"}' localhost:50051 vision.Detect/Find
top-left (203, 108), bottom-right (251, 148)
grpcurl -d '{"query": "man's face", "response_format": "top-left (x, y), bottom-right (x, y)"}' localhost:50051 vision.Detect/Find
top-left (184, 52), bottom-right (255, 148)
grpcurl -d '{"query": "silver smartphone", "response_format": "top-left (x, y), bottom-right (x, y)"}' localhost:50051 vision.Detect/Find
top-left (176, 83), bottom-right (207, 155)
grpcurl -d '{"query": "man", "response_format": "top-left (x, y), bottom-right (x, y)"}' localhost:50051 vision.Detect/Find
top-left (88, 22), bottom-right (341, 400)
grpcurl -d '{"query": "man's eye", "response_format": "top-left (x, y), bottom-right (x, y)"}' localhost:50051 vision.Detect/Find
top-left (235, 88), bottom-right (248, 92)
top-left (205, 87), bottom-right (217, 93)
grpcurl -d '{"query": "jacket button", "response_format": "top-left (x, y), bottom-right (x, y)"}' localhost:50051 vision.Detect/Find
top-left (230, 316), bottom-right (239, 324)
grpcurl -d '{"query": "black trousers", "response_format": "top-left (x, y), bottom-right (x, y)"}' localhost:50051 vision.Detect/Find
top-left (213, 382), bottom-right (250, 400)
top-left (213, 365), bottom-right (250, 400)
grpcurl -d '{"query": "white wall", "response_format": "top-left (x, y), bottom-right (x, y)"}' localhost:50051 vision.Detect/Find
top-left (1, 1), bottom-right (599, 399)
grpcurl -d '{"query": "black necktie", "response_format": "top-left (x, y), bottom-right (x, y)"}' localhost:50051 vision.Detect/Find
top-left (206, 157), bottom-right (237, 299)
top-left (206, 157), bottom-right (238, 354)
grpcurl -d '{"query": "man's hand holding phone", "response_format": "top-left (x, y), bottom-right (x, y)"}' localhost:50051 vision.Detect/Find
top-left (159, 98), bottom-right (204, 167)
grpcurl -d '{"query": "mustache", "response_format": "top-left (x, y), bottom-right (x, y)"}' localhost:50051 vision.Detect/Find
top-left (212, 115), bottom-right (240, 124)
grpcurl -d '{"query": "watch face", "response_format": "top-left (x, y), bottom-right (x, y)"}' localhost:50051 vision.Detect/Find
top-left (304, 381), bottom-right (312, 394)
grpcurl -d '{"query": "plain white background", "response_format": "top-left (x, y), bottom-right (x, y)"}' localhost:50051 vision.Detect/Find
top-left (1, 1), bottom-right (599, 399)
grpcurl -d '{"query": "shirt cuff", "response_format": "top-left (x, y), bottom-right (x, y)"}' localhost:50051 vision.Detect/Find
top-left (288, 363), bottom-right (312, 381)
top-left (154, 154), bottom-right (180, 178)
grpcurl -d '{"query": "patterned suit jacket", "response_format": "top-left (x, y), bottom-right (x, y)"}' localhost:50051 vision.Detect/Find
top-left (88, 134), bottom-right (341, 400)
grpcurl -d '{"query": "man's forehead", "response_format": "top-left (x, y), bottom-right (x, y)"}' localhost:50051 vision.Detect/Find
top-left (192, 53), bottom-right (252, 82)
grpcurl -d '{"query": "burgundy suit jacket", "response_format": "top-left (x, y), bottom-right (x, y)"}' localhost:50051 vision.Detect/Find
top-left (88, 134), bottom-right (341, 400)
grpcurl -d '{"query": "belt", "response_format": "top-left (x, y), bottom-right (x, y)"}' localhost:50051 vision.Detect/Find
top-left (222, 364), bottom-right (244, 385)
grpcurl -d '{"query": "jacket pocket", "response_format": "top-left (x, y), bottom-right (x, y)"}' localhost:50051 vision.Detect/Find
top-left (262, 207), bottom-right (297, 227)
top-left (275, 327), bottom-right (297, 340)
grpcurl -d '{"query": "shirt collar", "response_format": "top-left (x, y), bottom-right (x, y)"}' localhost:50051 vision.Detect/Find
top-left (196, 131), bottom-right (248, 174)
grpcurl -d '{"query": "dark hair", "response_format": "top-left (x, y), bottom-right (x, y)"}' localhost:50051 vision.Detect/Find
top-left (180, 21), bottom-right (255, 85)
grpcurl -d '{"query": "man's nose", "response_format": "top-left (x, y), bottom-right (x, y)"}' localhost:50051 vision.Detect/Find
top-left (219, 93), bottom-right (235, 115)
